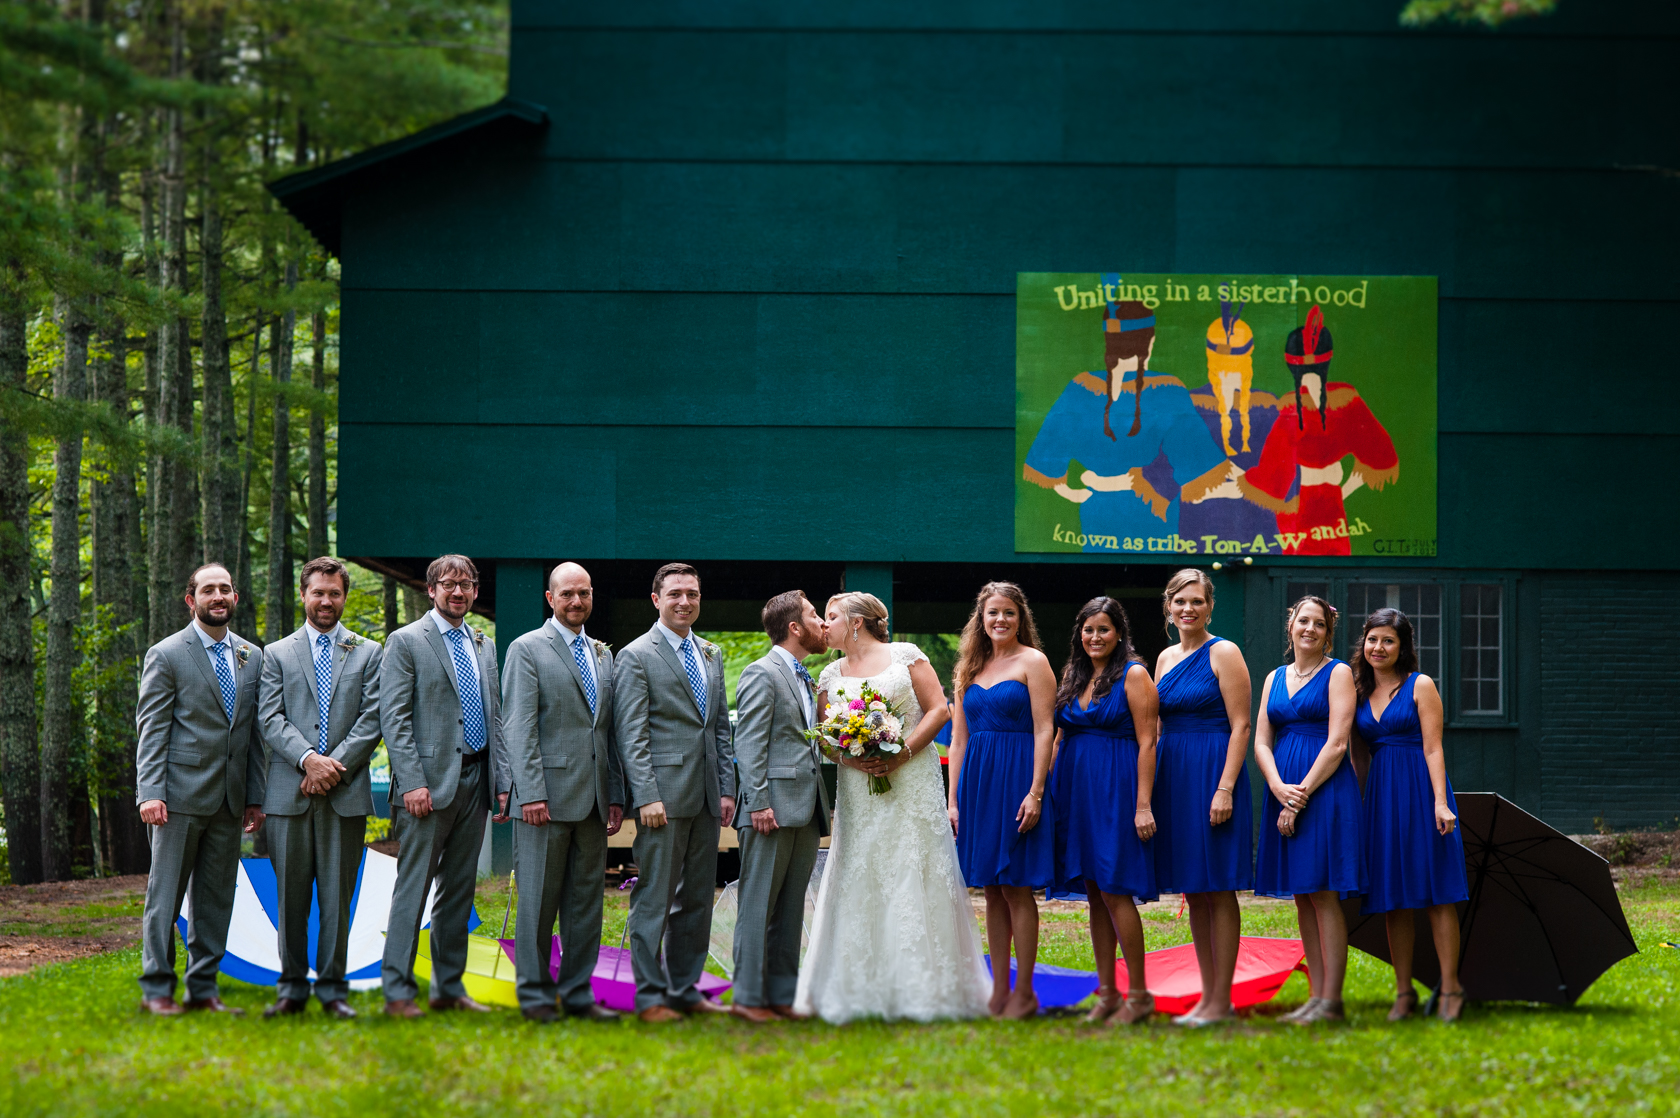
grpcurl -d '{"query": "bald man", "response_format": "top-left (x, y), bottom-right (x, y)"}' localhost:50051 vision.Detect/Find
top-left (495, 563), bottom-right (626, 1022)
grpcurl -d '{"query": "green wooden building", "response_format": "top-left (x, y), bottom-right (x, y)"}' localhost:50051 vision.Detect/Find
top-left (273, 0), bottom-right (1680, 834)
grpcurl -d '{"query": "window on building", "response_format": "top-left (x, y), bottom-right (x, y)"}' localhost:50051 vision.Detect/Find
top-left (1345, 582), bottom-right (1442, 680)
top-left (1459, 583), bottom-right (1503, 716)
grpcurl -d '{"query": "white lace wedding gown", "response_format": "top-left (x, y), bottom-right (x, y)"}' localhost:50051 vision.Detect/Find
top-left (793, 643), bottom-right (991, 1023)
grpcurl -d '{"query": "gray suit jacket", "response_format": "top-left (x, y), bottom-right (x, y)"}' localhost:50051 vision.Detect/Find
top-left (613, 624), bottom-right (735, 818)
top-left (380, 615), bottom-right (501, 813)
top-left (496, 624), bottom-right (625, 822)
top-left (135, 624), bottom-right (267, 816)
top-left (732, 651), bottom-right (830, 833)
top-left (257, 624), bottom-right (384, 817)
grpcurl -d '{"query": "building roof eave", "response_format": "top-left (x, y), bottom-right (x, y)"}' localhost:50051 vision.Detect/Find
top-left (267, 96), bottom-right (549, 256)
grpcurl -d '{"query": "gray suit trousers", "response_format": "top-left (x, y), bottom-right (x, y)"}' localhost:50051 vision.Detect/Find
top-left (139, 805), bottom-right (242, 1001)
top-left (382, 760), bottom-right (488, 1002)
top-left (628, 812), bottom-right (719, 1011)
top-left (731, 816), bottom-right (819, 1008)
top-left (513, 810), bottom-right (607, 1012)
top-left (268, 799), bottom-right (367, 1003)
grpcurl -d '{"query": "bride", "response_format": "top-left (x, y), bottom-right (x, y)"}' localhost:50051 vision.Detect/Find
top-left (793, 591), bottom-right (991, 1023)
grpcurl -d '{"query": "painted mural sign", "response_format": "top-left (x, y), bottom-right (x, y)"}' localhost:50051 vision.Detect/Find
top-left (1015, 273), bottom-right (1437, 559)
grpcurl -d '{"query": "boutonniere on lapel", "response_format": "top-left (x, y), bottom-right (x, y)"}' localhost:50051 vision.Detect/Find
top-left (701, 643), bottom-right (717, 662)
top-left (471, 627), bottom-right (485, 648)
top-left (592, 639), bottom-right (610, 658)
top-left (337, 633), bottom-right (361, 654)
top-left (235, 644), bottom-right (252, 668)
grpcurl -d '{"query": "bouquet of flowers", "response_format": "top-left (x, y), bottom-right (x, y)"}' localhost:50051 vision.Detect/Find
top-left (804, 682), bottom-right (906, 795)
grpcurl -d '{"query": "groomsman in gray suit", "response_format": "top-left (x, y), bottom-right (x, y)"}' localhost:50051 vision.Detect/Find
top-left (256, 556), bottom-right (383, 1019)
top-left (729, 591), bottom-right (832, 1023)
top-left (379, 554), bottom-right (503, 1017)
top-left (497, 562), bottom-right (626, 1023)
top-left (135, 562), bottom-right (268, 1015)
top-left (614, 563), bottom-right (736, 1023)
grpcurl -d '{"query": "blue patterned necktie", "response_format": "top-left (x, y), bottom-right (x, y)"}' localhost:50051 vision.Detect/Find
top-left (314, 632), bottom-right (334, 753)
top-left (679, 637), bottom-right (707, 720)
top-left (793, 659), bottom-right (816, 725)
top-left (209, 642), bottom-right (237, 723)
top-left (445, 627), bottom-right (487, 751)
top-left (569, 633), bottom-right (597, 716)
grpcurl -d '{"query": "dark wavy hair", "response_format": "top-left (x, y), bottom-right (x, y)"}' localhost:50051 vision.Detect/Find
top-left (1055, 596), bottom-right (1141, 710)
top-left (1354, 608), bottom-right (1419, 704)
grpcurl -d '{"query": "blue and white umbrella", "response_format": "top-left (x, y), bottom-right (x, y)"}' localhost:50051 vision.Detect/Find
top-left (178, 848), bottom-right (480, 990)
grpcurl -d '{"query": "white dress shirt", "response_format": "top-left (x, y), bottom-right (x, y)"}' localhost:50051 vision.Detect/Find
top-left (430, 608), bottom-right (480, 697)
top-left (549, 617), bottom-right (597, 698)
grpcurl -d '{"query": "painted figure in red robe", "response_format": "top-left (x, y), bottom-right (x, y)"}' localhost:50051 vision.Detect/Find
top-left (1238, 306), bottom-right (1398, 556)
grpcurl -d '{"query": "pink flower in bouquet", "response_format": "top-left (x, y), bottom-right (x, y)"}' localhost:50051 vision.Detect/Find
top-left (849, 698), bottom-right (865, 710)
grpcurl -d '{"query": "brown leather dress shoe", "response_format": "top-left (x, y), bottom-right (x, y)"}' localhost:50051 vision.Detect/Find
top-left (183, 996), bottom-right (245, 1016)
top-left (770, 1005), bottom-right (805, 1020)
top-left (141, 996), bottom-right (184, 1017)
top-left (636, 1005), bottom-right (684, 1023)
top-left (566, 1003), bottom-right (621, 1022)
top-left (429, 995), bottom-right (494, 1012)
top-left (263, 997), bottom-right (307, 1018)
top-left (384, 999), bottom-right (425, 1018)
top-left (685, 997), bottom-right (730, 1015)
top-left (522, 1004), bottom-right (561, 1024)
top-left (320, 999), bottom-right (358, 1020)
top-left (730, 1004), bottom-right (781, 1024)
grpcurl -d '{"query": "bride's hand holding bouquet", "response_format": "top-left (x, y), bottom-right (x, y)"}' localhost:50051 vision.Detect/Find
top-left (806, 681), bottom-right (908, 795)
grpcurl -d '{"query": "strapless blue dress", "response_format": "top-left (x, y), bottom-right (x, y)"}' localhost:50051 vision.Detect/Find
top-left (1050, 663), bottom-right (1157, 900)
top-left (955, 680), bottom-right (1055, 889)
top-left (1152, 638), bottom-right (1253, 894)
top-left (1357, 673), bottom-right (1469, 913)
top-left (1255, 661), bottom-right (1365, 898)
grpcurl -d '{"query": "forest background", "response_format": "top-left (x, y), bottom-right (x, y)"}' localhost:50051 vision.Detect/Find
top-left (0, 0), bottom-right (1553, 889)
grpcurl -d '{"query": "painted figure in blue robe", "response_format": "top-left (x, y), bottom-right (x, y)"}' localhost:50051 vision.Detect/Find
top-left (1023, 286), bottom-right (1234, 554)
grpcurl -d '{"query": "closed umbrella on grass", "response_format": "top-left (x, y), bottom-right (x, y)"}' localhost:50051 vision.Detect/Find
top-left (1346, 792), bottom-right (1637, 1006)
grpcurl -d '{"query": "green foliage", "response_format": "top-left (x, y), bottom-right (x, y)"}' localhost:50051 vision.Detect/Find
top-left (0, 878), bottom-right (1674, 1114)
top-left (1400, 0), bottom-right (1558, 27)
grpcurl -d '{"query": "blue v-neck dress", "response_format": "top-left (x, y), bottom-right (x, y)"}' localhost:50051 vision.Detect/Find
top-left (1050, 663), bottom-right (1157, 900)
top-left (1153, 638), bottom-right (1253, 894)
top-left (1255, 661), bottom-right (1365, 899)
top-left (1356, 673), bottom-right (1469, 913)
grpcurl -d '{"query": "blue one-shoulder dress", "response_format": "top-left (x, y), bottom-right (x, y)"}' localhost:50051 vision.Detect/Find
top-left (1255, 662), bottom-right (1365, 899)
top-left (1357, 673), bottom-right (1469, 913)
top-left (955, 680), bottom-right (1056, 888)
top-left (1050, 663), bottom-right (1157, 900)
top-left (1153, 638), bottom-right (1253, 894)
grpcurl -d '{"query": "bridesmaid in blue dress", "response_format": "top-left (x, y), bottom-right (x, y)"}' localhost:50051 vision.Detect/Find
top-left (1050, 597), bottom-right (1159, 1026)
top-left (1152, 568), bottom-right (1253, 1027)
top-left (946, 582), bottom-right (1058, 1019)
top-left (1354, 608), bottom-right (1469, 1023)
top-left (1253, 596), bottom-right (1362, 1025)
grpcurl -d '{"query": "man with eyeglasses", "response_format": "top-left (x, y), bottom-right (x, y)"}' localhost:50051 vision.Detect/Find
top-left (379, 554), bottom-right (504, 1017)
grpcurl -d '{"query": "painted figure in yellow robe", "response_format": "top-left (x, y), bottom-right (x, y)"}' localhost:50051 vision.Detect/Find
top-left (1205, 300), bottom-right (1254, 457)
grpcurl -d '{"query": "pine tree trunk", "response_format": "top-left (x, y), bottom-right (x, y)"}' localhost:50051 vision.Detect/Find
top-left (233, 319), bottom-right (259, 639)
top-left (146, 20), bottom-right (188, 647)
top-left (403, 585), bottom-right (426, 625)
top-left (200, 181), bottom-right (236, 568)
top-left (0, 282), bottom-right (43, 885)
top-left (90, 326), bottom-right (147, 875)
top-left (171, 314), bottom-right (198, 598)
top-left (383, 576), bottom-right (399, 639)
top-left (264, 263), bottom-right (297, 643)
top-left (307, 310), bottom-right (327, 560)
top-left (42, 296), bottom-right (90, 881)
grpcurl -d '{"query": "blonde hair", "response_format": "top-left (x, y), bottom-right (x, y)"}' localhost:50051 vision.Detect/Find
top-left (954, 582), bottom-right (1043, 691)
top-left (825, 591), bottom-right (890, 644)
top-left (1161, 567), bottom-right (1216, 635)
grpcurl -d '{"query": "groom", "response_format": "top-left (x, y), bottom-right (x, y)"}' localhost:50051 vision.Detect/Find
top-left (729, 591), bottom-right (831, 1023)
top-left (614, 563), bottom-right (735, 1022)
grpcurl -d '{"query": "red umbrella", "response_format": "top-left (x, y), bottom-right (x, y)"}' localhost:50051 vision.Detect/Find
top-left (1117, 936), bottom-right (1307, 1015)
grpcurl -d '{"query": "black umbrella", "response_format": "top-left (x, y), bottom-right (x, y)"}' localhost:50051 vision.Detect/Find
top-left (1346, 793), bottom-right (1638, 1005)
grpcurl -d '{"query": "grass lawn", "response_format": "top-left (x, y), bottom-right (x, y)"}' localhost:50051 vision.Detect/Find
top-left (0, 874), bottom-right (1676, 1116)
